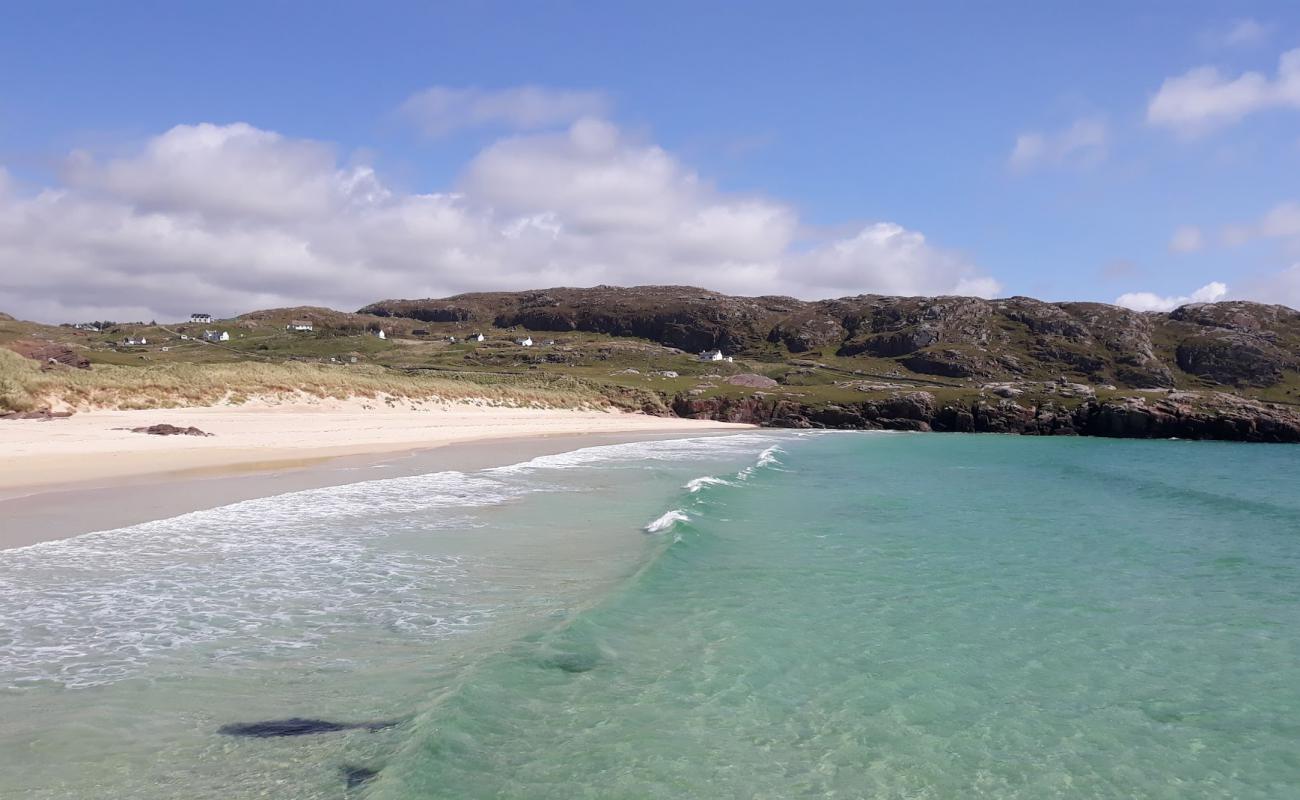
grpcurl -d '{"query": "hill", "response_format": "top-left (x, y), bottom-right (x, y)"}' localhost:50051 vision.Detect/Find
top-left (3, 287), bottom-right (1299, 441)
top-left (361, 287), bottom-right (1300, 393)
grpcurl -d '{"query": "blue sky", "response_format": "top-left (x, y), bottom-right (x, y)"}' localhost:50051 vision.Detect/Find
top-left (3, 1), bottom-right (1300, 321)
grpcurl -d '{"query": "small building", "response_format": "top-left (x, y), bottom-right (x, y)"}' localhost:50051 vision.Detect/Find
top-left (191, 313), bottom-right (212, 324)
top-left (543, 339), bottom-right (556, 346)
top-left (698, 349), bottom-right (725, 362)
top-left (469, 333), bottom-right (485, 342)
top-left (123, 337), bottom-right (147, 346)
top-left (287, 320), bottom-right (314, 332)
top-left (446, 335), bottom-right (457, 343)
top-left (179, 334), bottom-right (189, 340)
top-left (202, 330), bottom-right (225, 342)
top-left (515, 336), bottom-right (534, 347)
top-left (376, 329), bottom-right (386, 340)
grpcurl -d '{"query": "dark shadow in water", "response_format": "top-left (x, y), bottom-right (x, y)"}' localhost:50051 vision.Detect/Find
top-left (217, 718), bottom-right (400, 738)
top-left (539, 650), bottom-right (601, 673)
top-left (342, 765), bottom-right (380, 790)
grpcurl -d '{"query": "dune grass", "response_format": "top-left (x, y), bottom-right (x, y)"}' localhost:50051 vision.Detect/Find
top-left (0, 348), bottom-right (663, 413)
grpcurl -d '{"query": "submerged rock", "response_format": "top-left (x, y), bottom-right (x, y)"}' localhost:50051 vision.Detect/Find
top-left (342, 765), bottom-right (380, 790)
top-left (540, 651), bottom-right (601, 673)
top-left (217, 718), bottom-right (399, 738)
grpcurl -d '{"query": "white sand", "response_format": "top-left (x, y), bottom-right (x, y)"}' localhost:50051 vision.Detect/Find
top-left (0, 397), bottom-right (750, 493)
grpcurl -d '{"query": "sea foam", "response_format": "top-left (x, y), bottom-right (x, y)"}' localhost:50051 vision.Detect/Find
top-left (0, 432), bottom-right (791, 688)
top-left (644, 509), bottom-right (690, 533)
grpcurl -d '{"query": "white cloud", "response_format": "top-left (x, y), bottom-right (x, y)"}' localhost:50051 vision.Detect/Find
top-left (1168, 225), bottom-right (1205, 253)
top-left (1114, 281), bottom-right (1228, 312)
top-left (794, 223), bottom-right (999, 299)
top-left (1008, 118), bottom-right (1108, 171)
top-left (1248, 262), bottom-right (1300, 308)
top-left (1147, 47), bottom-right (1300, 133)
top-left (1206, 18), bottom-right (1274, 49)
top-left (0, 120), bottom-right (1000, 322)
top-left (399, 86), bottom-right (609, 137)
top-left (1222, 201), bottom-right (1300, 245)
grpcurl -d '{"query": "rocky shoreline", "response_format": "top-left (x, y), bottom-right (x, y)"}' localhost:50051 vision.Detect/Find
top-left (672, 390), bottom-right (1300, 443)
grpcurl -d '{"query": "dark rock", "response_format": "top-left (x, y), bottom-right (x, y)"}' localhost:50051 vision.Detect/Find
top-left (128, 424), bottom-right (213, 437)
top-left (1, 410), bottom-right (74, 420)
top-left (217, 718), bottom-right (400, 738)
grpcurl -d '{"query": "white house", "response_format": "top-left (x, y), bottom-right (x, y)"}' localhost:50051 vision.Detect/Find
top-left (123, 337), bottom-right (147, 346)
top-left (220, 331), bottom-right (230, 342)
top-left (287, 321), bottom-right (314, 332)
top-left (191, 313), bottom-right (212, 324)
top-left (698, 349), bottom-right (725, 362)
top-left (469, 333), bottom-right (485, 342)
top-left (376, 329), bottom-right (386, 340)
top-left (516, 336), bottom-right (533, 347)
top-left (202, 330), bottom-right (224, 342)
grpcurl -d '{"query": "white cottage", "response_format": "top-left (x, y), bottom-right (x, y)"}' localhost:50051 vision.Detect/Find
top-left (698, 349), bottom-right (724, 362)
top-left (190, 313), bottom-right (212, 324)
top-left (469, 333), bottom-right (485, 342)
top-left (515, 336), bottom-right (534, 347)
top-left (287, 320), bottom-right (314, 332)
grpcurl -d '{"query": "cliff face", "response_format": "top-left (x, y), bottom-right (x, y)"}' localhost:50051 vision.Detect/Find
top-left (672, 390), bottom-right (1300, 443)
top-left (362, 286), bottom-right (1300, 390)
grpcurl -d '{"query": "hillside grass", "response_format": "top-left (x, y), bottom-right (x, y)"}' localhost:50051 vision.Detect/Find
top-left (0, 348), bottom-right (633, 413)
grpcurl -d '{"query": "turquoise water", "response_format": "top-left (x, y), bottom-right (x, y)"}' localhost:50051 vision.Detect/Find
top-left (3, 433), bottom-right (1300, 797)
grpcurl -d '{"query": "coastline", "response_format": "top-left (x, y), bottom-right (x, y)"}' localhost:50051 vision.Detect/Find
top-left (0, 400), bottom-right (751, 549)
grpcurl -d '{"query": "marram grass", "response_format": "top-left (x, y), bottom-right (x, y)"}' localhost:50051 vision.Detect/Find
top-left (0, 348), bottom-right (661, 413)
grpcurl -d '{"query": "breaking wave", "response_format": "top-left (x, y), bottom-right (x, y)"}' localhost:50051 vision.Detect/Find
top-left (644, 509), bottom-right (690, 533)
top-left (0, 432), bottom-right (792, 689)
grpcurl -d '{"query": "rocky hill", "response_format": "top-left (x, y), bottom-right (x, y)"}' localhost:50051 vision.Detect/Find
top-left (360, 286), bottom-right (1300, 391)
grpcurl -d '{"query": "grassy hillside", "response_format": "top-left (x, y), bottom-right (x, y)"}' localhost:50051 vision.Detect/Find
top-left (3, 287), bottom-right (1299, 440)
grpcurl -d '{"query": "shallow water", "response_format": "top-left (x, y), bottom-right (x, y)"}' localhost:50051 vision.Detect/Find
top-left (3, 433), bottom-right (1299, 798)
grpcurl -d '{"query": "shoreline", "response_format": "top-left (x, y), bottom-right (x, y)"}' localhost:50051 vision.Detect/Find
top-left (0, 402), bottom-right (752, 549)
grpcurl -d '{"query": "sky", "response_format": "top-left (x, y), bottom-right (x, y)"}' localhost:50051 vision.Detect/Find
top-left (3, 1), bottom-right (1300, 322)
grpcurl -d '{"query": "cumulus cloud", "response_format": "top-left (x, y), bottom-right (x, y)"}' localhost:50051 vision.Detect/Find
top-left (1168, 225), bottom-right (1205, 253)
top-left (0, 119), bottom-right (1000, 322)
top-left (1114, 281), bottom-right (1228, 312)
top-left (1147, 48), bottom-right (1300, 133)
top-left (399, 86), bottom-right (609, 137)
top-left (1008, 118), bottom-right (1108, 171)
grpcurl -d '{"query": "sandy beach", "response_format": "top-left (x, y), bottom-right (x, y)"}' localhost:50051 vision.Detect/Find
top-left (0, 398), bottom-right (751, 548)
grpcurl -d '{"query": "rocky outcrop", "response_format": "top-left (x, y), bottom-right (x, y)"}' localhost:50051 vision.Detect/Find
top-left (726, 373), bottom-right (779, 389)
top-left (1175, 334), bottom-right (1289, 387)
top-left (671, 389), bottom-right (1300, 443)
top-left (5, 339), bottom-right (91, 369)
